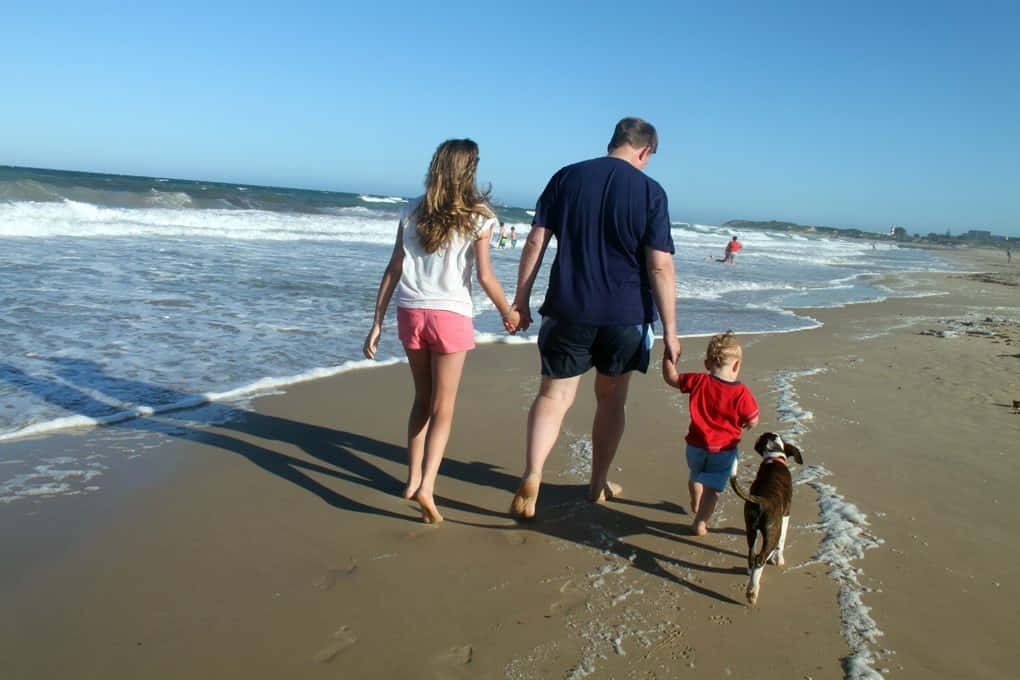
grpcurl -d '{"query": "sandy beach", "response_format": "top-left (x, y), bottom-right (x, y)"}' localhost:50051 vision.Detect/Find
top-left (1, 247), bottom-right (1017, 679)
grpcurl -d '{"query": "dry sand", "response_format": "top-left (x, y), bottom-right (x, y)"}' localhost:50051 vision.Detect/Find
top-left (1, 248), bottom-right (1017, 679)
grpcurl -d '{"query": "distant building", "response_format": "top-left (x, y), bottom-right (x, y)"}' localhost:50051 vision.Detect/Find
top-left (964, 230), bottom-right (993, 241)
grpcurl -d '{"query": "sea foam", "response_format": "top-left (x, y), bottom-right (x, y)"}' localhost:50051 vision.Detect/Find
top-left (775, 368), bottom-right (888, 678)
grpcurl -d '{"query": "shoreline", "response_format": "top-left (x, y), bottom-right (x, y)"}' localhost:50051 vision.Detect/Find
top-left (1, 248), bottom-right (1017, 678)
top-left (0, 248), bottom-right (978, 449)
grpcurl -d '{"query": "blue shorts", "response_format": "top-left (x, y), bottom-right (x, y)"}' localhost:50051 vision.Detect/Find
top-left (537, 318), bottom-right (653, 379)
top-left (686, 444), bottom-right (739, 493)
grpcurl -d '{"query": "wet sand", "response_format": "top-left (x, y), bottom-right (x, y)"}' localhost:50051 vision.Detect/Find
top-left (1, 247), bottom-right (1017, 678)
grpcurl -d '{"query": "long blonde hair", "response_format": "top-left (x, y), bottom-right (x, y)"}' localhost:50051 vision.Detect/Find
top-left (706, 330), bottom-right (742, 368)
top-left (414, 139), bottom-right (492, 254)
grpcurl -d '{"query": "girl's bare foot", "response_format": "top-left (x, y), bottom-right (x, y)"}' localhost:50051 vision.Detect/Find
top-left (413, 490), bottom-right (443, 524)
top-left (510, 475), bottom-right (541, 520)
top-left (402, 474), bottom-right (422, 500)
top-left (588, 480), bottom-right (622, 505)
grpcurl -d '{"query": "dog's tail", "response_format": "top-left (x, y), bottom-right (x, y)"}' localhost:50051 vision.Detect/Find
top-left (729, 476), bottom-right (766, 505)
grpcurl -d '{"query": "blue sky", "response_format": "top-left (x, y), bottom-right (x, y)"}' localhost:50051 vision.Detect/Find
top-left (3, 1), bottom-right (1018, 236)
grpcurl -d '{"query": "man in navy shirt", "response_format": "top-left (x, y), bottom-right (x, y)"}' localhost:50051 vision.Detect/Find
top-left (509, 118), bottom-right (681, 520)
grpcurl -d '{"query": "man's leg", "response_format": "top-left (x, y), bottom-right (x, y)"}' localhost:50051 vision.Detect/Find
top-left (510, 374), bottom-right (582, 519)
top-left (588, 371), bottom-right (632, 503)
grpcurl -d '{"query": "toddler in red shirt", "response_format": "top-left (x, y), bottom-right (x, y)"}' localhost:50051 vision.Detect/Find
top-left (662, 331), bottom-right (759, 535)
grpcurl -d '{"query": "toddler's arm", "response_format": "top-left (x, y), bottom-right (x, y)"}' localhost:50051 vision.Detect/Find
top-left (661, 351), bottom-right (682, 389)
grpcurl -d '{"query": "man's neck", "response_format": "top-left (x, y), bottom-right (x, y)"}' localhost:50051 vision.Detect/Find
top-left (608, 145), bottom-right (648, 170)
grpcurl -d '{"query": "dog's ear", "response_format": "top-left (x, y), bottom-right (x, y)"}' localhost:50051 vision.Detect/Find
top-left (784, 443), bottom-right (803, 465)
top-left (753, 433), bottom-right (769, 456)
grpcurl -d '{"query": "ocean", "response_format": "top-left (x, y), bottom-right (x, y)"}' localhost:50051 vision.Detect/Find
top-left (0, 165), bottom-right (959, 503)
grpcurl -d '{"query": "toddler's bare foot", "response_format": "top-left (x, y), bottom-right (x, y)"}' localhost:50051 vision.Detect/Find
top-left (510, 475), bottom-right (541, 520)
top-left (691, 520), bottom-right (709, 536)
top-left (588, 480), bottom-right (623, 505)
top-left (414, 490), bottom-right (443, 524)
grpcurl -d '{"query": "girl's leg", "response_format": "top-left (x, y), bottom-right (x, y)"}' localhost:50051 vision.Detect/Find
top-left (414, 349), bottom-right (468, 524)
top-left (404, 347), bottom-right (434, 499)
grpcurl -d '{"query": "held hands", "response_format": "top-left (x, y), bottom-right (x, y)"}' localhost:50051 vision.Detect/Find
top-left (502, 309), bottom-right (521, 334)
top-left (512, 303), bottom-right (533, 333)
top-left (502, 302), bottom-right (533, 335)
top-left (661, 339), bottom-right (682, 386)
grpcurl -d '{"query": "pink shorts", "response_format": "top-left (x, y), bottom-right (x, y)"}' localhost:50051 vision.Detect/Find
top-left (397, 307), bottom-right (475, 354)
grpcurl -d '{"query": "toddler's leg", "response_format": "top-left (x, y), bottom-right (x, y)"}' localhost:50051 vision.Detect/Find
top-left (692, 488), bottom-right (719, 536)
top-left (688, 479), bottom-right (702, 515)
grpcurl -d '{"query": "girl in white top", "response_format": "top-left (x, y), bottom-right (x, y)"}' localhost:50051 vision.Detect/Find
top-left (363, 139), bottom-right (519, 524)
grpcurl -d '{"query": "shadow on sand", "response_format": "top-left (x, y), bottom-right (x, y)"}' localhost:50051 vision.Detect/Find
top-left (1, 357), bottom-right (742, 604)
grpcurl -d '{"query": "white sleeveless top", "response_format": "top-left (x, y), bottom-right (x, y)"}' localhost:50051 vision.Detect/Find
top-left (395, 196), bottom-right (497, 317)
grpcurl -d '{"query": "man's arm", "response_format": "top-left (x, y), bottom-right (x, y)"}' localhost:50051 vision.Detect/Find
top-left (511, 225), bottom-right (553, 332)
top-left (645, 246), bottom-right (681, 364)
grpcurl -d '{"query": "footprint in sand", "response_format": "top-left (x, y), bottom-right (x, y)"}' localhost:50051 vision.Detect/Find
top-left (709, 614), bottom-right (733, 625)
top-left (546, 580), bottom-right (587, 617)
top-left (313, 559), bottom-right (358, 591)
top-left (431, 645), bottom-right (473, 678)
top-left (433, 645), bottom-right (473, 666)
top-left (313, 626), bottom-right (358, 663)
top-left (504, 531), bottom-right (527, 545)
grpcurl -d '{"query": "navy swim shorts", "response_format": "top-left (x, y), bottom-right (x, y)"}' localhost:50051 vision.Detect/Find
top-left (537, 318), bottom-right (653, 378)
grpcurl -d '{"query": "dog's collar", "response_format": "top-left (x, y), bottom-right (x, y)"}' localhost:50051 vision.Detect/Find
top-left (762, 452), bottom-right (788, 466)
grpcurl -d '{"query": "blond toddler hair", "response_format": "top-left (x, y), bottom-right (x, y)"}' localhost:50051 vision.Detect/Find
top-left (706, 330), bottom-right (742, 369)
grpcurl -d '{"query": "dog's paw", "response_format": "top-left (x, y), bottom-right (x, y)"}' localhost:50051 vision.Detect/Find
top-left (767, 551), bottom-right (785, 566)
top-left (745, 588), bottom-right (759, 606)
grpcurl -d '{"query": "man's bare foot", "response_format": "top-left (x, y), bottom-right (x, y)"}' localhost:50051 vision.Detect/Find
top-left (691, 520), bottom-right (709, 536)
top-left (510, 475), bottom-right (541, 520)
top-left (414, 490), bottom-right (443, 524)
top-left (588, 480), bottom-right (623, 505)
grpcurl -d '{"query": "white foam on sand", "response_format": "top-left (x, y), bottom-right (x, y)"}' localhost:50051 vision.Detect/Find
top-left (775, 368), bottom-right (888, 678)
top-left (0, 456), bottom-right (107, 504)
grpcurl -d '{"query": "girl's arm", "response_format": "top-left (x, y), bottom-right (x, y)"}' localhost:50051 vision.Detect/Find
top-left (363, 223), bottom-right (405, 359)
top-left (474, 226), bottom-right (518, 333)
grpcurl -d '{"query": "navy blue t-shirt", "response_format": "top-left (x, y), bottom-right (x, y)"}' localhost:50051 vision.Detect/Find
top-left (533, 156), bottom-right (674, 325)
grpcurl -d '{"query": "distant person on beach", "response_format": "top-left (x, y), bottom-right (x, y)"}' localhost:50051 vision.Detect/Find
top-left (498, 222), bottom-right (508, 249)
top-left (721, 236), bottom-right (741, 263)
top-left (662, 331), bottom-right (759, 535)
top-left (510, 226), bottom-right (517, 248)
top-left (1007, 247), bottom-right (1012, 263)
top-left (508, 117), bottom-right (680, 519)
top-left (363, 139), bottom-right (519, 524)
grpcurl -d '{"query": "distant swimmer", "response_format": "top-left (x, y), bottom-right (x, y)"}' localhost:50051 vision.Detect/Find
top-left (720, 236), bottom-right (741, 264)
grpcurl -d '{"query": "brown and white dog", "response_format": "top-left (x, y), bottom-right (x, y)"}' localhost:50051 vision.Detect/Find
top-left (729, 432), bottom-right (804, 606)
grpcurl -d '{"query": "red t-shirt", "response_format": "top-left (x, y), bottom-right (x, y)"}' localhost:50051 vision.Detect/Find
top-left (677, 373), bottom-right (759, 452)
top-left (725, 240), bottom-right (742, 254)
